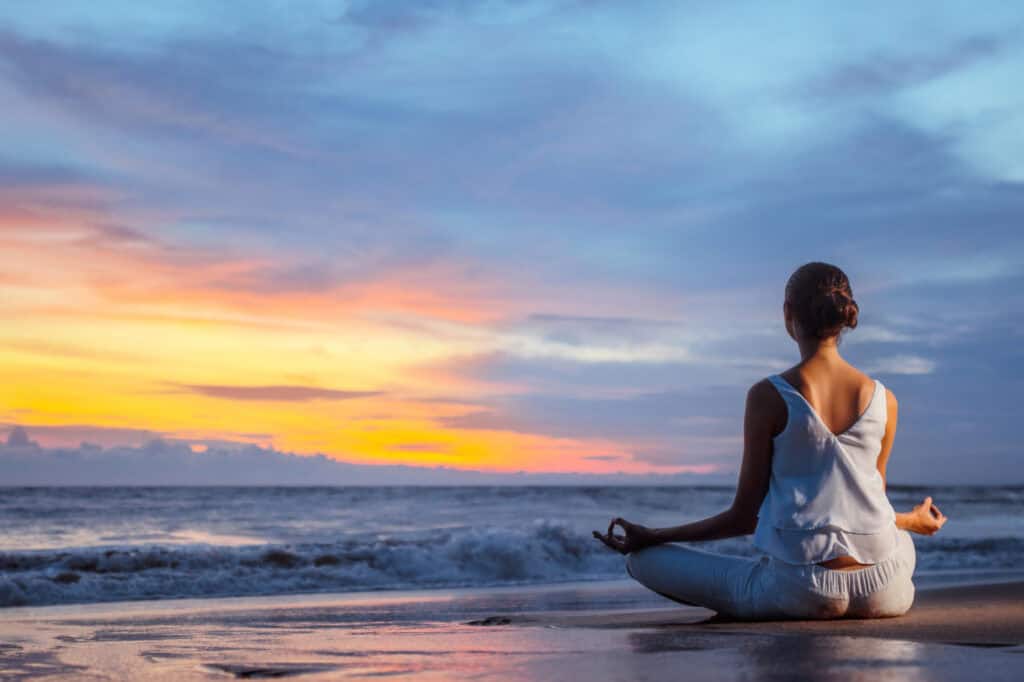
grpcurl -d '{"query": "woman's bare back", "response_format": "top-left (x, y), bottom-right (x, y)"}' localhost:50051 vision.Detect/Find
top-left (780, 358), bottom-right (888, 569)
top-left (779, 361), bottom-right (877, 438)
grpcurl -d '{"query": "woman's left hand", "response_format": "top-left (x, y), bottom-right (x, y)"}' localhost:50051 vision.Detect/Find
top-left (592, 517), bottom-right (658, 554)
top-left (912, 496), bottom-right (947, 535)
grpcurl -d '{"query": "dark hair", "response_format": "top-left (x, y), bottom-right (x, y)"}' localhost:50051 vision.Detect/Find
top-left (784, 262), bottom-right (859, 340)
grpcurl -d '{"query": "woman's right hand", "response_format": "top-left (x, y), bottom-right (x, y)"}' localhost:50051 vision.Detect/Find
top-left (909, 496), bottom-right (947, 535)
top-left (592, 517), bottom-right (659, 554)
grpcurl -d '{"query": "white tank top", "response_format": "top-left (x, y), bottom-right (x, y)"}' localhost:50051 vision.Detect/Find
top-left (752, 373), bottom-right (898, 565)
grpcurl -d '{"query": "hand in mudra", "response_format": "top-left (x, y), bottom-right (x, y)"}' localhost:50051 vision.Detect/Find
top-left (592, 517), bottom-right (658, 554)
top-left (912, 496), bottom-right (947, 536)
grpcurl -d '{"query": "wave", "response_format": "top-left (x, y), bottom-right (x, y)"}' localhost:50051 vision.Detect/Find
top-left (0, 520), bottom-right (631, 608)
top-left (2, 521), bottom-right (1022, 608)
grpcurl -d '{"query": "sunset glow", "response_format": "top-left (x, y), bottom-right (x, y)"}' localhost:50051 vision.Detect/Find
top-left (3, 218), bottom-right (684, 474)
top-left (2, 2), bottom-right (1022, 484)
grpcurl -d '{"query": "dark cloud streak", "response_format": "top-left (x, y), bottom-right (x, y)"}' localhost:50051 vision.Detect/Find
top-left (803, 33), bottom-right (1011, 99)
top-left (174, 384), bottom-right (383, 402)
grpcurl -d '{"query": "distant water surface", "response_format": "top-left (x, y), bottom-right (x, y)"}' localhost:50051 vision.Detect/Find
top-left (1, 486), bottom-right (1021, 607)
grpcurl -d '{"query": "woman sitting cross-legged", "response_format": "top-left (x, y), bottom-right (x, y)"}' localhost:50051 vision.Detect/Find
top-left (594, 262), bottom-right (947, 620)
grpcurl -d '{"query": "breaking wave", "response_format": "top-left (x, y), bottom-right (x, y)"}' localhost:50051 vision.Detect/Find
top-left (0, 520), bottom-right (636, 607)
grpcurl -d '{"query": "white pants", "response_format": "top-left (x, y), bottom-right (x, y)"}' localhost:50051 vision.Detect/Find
top-left (626, 529), bottom-right (916, 620)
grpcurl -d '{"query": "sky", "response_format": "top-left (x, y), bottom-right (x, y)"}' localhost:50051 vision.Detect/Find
top-left (1, 1), bottom-right (1023, 484)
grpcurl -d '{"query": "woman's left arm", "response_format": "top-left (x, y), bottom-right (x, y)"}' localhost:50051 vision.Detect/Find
top-left (594, 379), bottom-right (781, 554)
top-left (875, 388), bottom-right (948, 536)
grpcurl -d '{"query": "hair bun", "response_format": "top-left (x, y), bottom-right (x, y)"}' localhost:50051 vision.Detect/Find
top-left (843, 296), bottom-right (859, 330)
top-left (784, 262), bottom-right (859, 340)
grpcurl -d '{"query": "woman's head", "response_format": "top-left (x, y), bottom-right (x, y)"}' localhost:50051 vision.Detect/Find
top-left (783, 262), bottom-right (859, 341)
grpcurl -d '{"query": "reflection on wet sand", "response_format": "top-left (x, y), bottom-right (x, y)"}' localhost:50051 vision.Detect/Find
top-left (1, 581), bottom-right (1021, 681)
top-left (628, 630), bottom-right (933, 681)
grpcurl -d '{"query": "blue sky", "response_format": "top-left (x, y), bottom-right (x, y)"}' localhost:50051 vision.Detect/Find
top-left (1, 1), bottom-right (1022, 483)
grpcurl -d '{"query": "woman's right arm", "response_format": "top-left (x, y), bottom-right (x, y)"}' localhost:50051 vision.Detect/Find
top-left (877, 388), bottom-right (947, 536)
top-left (593, 379), bottom-right (780, 554)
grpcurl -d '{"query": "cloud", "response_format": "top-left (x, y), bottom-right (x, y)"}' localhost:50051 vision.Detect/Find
top-left (582, 454), bottom-right (624, 462)
top-left (204, 262), bottom-right (343, 295)
top-left (0, 30), bottom-right (309, 156)
top-left (803, 34), bottom-right (1009, 99)
top-left (375, 312), bottom-right (713, 368)
top-left (865, 355), bottom-right (937, 376)
top-left (0, 428), bottom-right (728, 486)
top-left (174, 384), bottom-right (383, 402)
top-left (0, 423), bottom-right (163, 449)
top-left (4, 425), bottom-right (37, 448)
top-left (504, 313), bottom-right (698, 363)
top-left (847, 325), bottom-right (916, 344)
top-left (437, 384), bottom-right (747, 468)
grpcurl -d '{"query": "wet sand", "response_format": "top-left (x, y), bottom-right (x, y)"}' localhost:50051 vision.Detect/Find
top-left (0, 579), bottom-right (1021, 680)
top-left (515, 580), bottom-right (1024, 646)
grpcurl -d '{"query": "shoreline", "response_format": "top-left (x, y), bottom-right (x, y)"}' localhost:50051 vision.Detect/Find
top-left (3, 566), bottom-right (1023, 618)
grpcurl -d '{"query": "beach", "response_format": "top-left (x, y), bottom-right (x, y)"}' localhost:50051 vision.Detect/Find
top-left (1, 578), bottom-right (1022, 681)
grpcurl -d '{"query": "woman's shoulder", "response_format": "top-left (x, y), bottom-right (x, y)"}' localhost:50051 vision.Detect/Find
top-left (885, 386), bottom-right (898, 410)
top-left (746, 377), bottom-right (789, 434)
top-left (847, 366), bottom-right (896, 416)
top-left (850, 366), bottom-right (894, 404)
top-left (748, 376), bottom-right (784, 401)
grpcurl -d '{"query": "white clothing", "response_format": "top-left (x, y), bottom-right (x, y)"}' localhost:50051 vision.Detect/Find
top-left (624, 372), bottom-right (915, 620)
top-left (627, 528), bottom-right (916, 620)
top-left (752, 373), bottom-right (898, 565)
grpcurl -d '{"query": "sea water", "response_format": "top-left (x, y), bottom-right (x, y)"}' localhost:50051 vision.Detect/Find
top-left (1, 486), bottom-right (1021, 607)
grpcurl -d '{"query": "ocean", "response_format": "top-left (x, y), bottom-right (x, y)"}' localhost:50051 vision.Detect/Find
top-left (2, 486), bottom-right (1022, 608)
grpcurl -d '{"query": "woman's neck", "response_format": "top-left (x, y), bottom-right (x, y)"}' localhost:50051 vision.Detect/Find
top-left (796, 336), bottom-right (842, 364)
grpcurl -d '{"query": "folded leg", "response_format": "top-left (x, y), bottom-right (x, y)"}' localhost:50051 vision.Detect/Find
top-left (626, 543), bottom-right (766, 618)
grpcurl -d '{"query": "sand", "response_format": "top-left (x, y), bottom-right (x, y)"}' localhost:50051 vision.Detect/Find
top-left (514, 580), bottom-right (1024, 646)
top-left (0, 579), bottom-right (1021, 680)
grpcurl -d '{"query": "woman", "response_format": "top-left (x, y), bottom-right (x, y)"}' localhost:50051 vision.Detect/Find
top-left (593, 262), bottom-right (947, 620)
